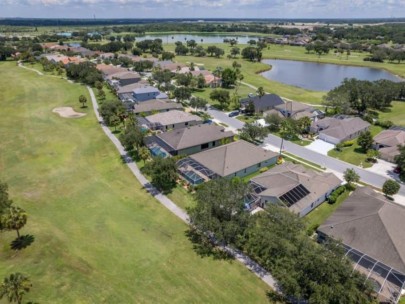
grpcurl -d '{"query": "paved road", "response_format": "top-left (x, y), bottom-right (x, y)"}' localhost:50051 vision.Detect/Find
top-left (207, 107), bottom-right (405, 200)
top-left (87, 87), bottom-right (279, 290)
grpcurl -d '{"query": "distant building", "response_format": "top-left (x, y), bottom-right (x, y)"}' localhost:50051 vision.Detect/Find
top-left (318, 187), bottom-right (405, 303)
top-left (177, 140), bottom-right (278, 185)
top-left (248, 162), bottom-right (341, 217)
top-left (106, 71), bottom-right (141, 87)
top-left (146, 124), bottom-right (234, 156)
top-left (133, 99), bottom-right (183, 116)
top-left (144, 110), bottom-right (202, 131)
top-left (311, 116), bottom-right (370, 144)
top-left (240, 94), bottom-right (285, 114)
top-left (132, 86), bottom-right (167, 102)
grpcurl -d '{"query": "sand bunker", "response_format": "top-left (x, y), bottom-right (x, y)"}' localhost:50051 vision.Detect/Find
top-left (52, 107), bottom-right (86, 118)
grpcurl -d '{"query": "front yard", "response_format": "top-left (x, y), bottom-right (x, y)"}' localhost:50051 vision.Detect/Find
top-left (328, 125), bottom-right (383, 169)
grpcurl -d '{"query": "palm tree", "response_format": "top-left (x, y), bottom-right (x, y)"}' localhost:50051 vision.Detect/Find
top-left (256, 86), bottom-right (265, 98)
top-left (0, 273), bottom-right (32, 304)
top-left (1, 206), bottom-right (27, 238)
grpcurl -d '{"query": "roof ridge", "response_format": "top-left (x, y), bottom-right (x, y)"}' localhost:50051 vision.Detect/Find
top-left (378, 208), bottom-right (405, 268)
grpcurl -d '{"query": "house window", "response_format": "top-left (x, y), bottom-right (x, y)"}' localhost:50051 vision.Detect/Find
top-left (201, 143), bottom-right (209, 150)
top-left (213, 141), bottom-right (216, 147)
top-left (311, 203), bottom-right (314, 209)
top-left (257, 162), bottom-right (262, 168)
top-left (244, 168), bottom-right (247, 173)
top-left (185, 122), bottom-right (189, 126)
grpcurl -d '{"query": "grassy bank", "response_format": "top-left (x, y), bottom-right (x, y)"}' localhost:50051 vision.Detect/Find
top-left (0, 61), bottom-right (270, 303)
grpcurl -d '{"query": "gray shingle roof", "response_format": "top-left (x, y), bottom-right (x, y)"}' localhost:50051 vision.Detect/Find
top-left (240, 94), bottom-right (285, 112)
top-left (133, 100), bottom-right (183, 114)
top-left (374, 129), bottom-right (405, 147)
top-left (145, 110), bottom-right (202, 126)
top-left (133, 86), bottom-right (160, 94)
top-left (190, 140), bottom-right (278, 177)
top-left (311, 117), bottom-right (370, 141)
top-left (318, 187), bottom-right (405, 273)
top-left (156, 124), bottom-right (234, 151)
top-left (252, 162), bottom-right (341, 214)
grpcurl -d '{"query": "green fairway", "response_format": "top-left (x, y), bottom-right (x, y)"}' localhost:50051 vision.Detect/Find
top-left (377, 101), bottom-right (405, 126)
top-left (0, 62), bottom-right (270, 303)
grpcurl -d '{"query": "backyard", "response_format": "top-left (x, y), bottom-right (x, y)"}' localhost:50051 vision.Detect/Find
top-left (0, 61), bottom-right (270, 303)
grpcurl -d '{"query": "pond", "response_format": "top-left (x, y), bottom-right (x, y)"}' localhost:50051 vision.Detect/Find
top-left (261, 59), bottom-right (402, 91)
top-left (135, 33), bottom-right (260, 44)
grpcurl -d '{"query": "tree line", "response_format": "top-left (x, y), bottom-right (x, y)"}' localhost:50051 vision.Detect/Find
top-left (188, 178), bottom-right (375, 303)
top-left (0, 181), bottom-right (35, 303)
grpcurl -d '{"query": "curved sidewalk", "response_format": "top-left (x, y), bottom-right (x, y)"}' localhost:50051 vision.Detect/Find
top-left (86, 86), bottom-right (279, 290)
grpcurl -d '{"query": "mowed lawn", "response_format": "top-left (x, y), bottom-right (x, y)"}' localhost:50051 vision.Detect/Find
top-left (0, 62), bottom-right (270, 303)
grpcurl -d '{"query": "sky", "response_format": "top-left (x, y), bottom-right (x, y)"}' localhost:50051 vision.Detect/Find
top-left (0, 0), bottom-right (404, 19)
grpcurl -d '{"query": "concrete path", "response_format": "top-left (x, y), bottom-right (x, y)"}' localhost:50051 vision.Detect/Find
top-left (86, 86), bottom-right (279, 290)
top-left (18, 62), bottom-right (44, 76)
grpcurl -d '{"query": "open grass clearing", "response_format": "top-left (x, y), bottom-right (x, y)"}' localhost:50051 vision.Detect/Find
top-left (0, 61), bottom-right (270, 303)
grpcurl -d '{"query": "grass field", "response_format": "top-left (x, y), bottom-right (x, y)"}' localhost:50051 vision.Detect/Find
top-left (377, 101), bottom-right (405, 126)
top-left (305, 191), bottom-right (350, 234)
top-left (328, 125), bottom-right (383, 168)
top-left (0, 61), bottom-right (271, 303)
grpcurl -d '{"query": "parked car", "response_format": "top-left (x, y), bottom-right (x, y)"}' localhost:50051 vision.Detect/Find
top-left (394, 167), bottom-right (401, 174)
top-left (228, 110), bottom-right (239, 117)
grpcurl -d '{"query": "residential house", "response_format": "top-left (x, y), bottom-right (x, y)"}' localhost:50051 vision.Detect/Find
top-left (133, 86), bottom-right (168, 102)
top-left (240, 94), bottom-right (285, 114)
top-left (144, 110), bottom-right (202, 131)
top-left (190, 70), bottom-right (221, 88)
top-left (154, 60), bottom-right (187, 72)
top-left (177, 140), bottom-right (279, 185)
top-left (373, 128), bottom-right (405, 162)
top-left (317, 187), bottom-right (405, 303)
top-left (274, 100), bottom-right (315, 118)
top-left (133, 99), bottom-right (183, 116)
top-left (116, 81), bottom-right (150, 101)
top-left (96, 64), bottom-right (128, 78)
top-left (248, 162), bottom-right (341, 217)
top-left (310, 116), bottom-right (370, 144)
top-left (106, 71), bottom-right (141, 87)
top-left (146, 124), bottom-right (234, 157)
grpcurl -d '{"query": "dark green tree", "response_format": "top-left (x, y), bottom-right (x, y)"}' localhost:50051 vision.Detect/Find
top-left (143, 157), bottom-right (178, 193)
top-left (210, 89), bottom-right (230, 109)
top-left (357, 131), bottom-right (373, 152)
top-left (382, 179), bottom-right (400, 197)
top-left (0, 273), bottom-right (32, 304)
top-left (188, 178), bottom-right (250, 245)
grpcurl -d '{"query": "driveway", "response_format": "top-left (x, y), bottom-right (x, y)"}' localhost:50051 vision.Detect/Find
top-left (306, 139), bottom-right (335, 155)
top-left (365, 159), bottom-right (399, 181)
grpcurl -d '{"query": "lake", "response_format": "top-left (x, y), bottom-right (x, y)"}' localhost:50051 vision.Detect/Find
top-left (261, 59), bottom-right (402, 91)
top-left (135, 34), bottom-right (260, 44)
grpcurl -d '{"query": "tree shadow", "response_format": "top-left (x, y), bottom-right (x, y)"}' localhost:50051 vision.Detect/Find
top-left (185, 228), bottom-right (234, 261)
top-left (354, 147), bottom-right (367, 154)
top-left (10, 234), bottom-right (35, 251)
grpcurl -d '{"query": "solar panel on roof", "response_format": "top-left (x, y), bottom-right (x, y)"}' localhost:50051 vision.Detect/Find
top-left (279, 184), bottom-right (310, 207)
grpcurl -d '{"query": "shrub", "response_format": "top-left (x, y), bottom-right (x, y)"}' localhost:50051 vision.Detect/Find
top-left (376, 120), bottom-right (394, 129)
top-left (259, 167), bottom-right (269, 173)
top-left (328, 186), bottom-right (346, 204)
top-left (342, 140), bottom-right (355, 147)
